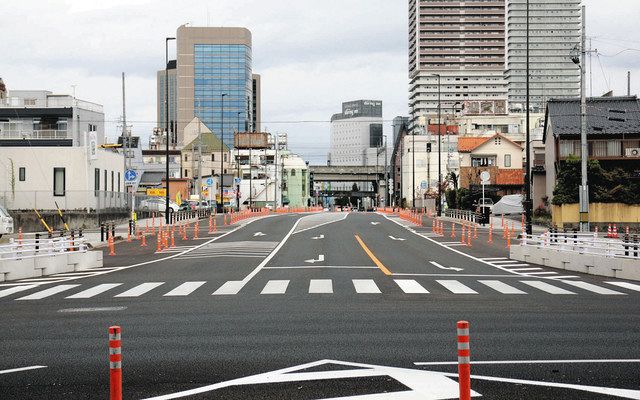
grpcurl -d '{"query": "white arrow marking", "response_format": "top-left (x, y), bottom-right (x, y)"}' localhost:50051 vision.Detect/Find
top-left (311, 234), bottom-right (324, 240)
top-left (389, 235), bottom-right (406, 241)
top-left (305, 254), bottom-right (325, 264)
top-left (253, 232), bottom-right (266, 237)
top-left (430, 261), bottom-right (464, 272)
top-left (371, 222), bottom-right (380, 225)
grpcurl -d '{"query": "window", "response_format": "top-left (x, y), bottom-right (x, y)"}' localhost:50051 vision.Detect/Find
top-left (19, 167), bottom-right (25, 181)
top-left (117, 172), bottom-right (121, 192)
top-left (504, 154), bottom-right (511, 168)
top-left (104, 170), bottom-right (108, 191)
top-left (184, 169), bottom-right (189, 177)
top-left (291, 169), bottom-right (296, 176)
top-left (185, 154), bottom-right (189, 162)
top-left (211, 154), bottom-right (215, 162)
top-left (53, 168), bottom-right (65, 196)
top-left (95, 168), bottom-right (100, 195)
top-left (224, 154), bottom-right (228, 162)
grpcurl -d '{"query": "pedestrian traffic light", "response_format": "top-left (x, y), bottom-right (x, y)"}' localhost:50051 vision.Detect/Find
top-left (427, 143), bottom-right (432, 152)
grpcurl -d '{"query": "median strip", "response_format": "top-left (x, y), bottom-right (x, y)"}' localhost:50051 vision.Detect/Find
top-left (354, 235), bottom-right (392, 276)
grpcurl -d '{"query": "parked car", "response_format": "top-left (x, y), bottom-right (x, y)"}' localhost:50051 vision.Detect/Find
top-left (139, 198), bottom-right (179, 213)
top-left (474, 197), bottom-right (494, 214)
top-left (0, 205), bottom-right (14, 238)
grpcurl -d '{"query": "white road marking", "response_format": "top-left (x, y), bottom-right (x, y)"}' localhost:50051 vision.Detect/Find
top-left (415, 359), bottom-right (640, 366)
top-left (352, 279), bottom-right (381, 294)
top-left (389, 235), bottom-right (406, 241)
top-left (212, 281), bottom-right (244, 295)
top-left (253, 232), bottom-right (266, 237)
top-left (430, 261), bottom-right (464, 272)
top-left (163, 282), bottom-right (206, 296)
top-left (496, 264), bottom-right (531, 267)
top-left (480, 257), bottom-right (508, 261)
top-left (114, 282), bottom-right (164, 297)
top-left (478, 280), bottom-right (526, 294)
top-left (309, 279), bottom-right (333, 294)
top-left (0, 365), bottom-right (47, 375)
top-left (561, 280), bottom-right (626, 295)
top-left (0, 285), bottom-right (37, 298)
top-left (58, 306), bottom-right (127, 313)
top-left (439, 242), bottom-right (468, 247)
top-left (520, 280), bottom-right (576, 295)
top-left (490, 260), bottom-right (522, 264)
top-left (264, 266), bottom-right (377, 270)
top-left (293, 212), bottom-right (348, 235)
top-left (526, 272), bottom-right (558, 275)
top-left (553, 275), bottom-right (580, 279)
top-left (436, 280), bottom-right (478, 294)
top-left (606, 281), bottom-right (640, 292)
top-left (508, 267), bottom-right (542, 272)
top-left (16, 284), bottom-right (80, 300)
top-left (311, 234), bottom-right (324, 240)
top-left (261, 280), bottom-right (290, 294)
top-left (394, 279), bottom-right (429, 294)
top-left (304, 254), bottom-right (325, 264)
top-left (66, 283), bottom-right (123, 299)
top-left (370, 222), bottom-right (380, 225)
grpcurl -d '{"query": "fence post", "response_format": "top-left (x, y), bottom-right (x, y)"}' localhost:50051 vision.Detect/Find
top-left (35, 233), bottom-right (40, 254)
top-left (108, 326), bottom-right (122, 400)
top-left (457, 320), bottom-right (471, 400)
top-left (101, 223), bottom-right (105, 242)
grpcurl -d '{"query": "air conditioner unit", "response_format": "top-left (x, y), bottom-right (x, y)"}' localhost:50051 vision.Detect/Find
top-left (625, 148), bottom-right (640, 157)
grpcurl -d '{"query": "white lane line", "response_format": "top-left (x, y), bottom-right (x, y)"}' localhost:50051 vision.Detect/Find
top-left (497, 264), bottom-right (531, 267)
top-left (264, 266), bottom-right (377, 270)
top-left (16, 284), bottom-right (81, 300)
top-left (261, 280), bottom-right (290, 295)
top-left (50, 272), bottom-right (98, 277)
top-left (490, 260), bottom-right (521, 264)
top-left (114, 282), bottom-right (164, 297)
top-left (212, 281), bottom-right (244, 296)
top-left (561, 280), bottom-right (626, 295)
top-left (441, 243), bottom-right (468, 247)
top-left (352, 279), bottom-right (381, 294)
top-left (553, 275), bottom-right (580, 279)
top-left (478, 280), bottom-right (527, 294)
top-left (392, 273), bottom-right (519, 278)
top-left (520, 280), bottom-right (576, 295)
top-left (415, 359), bottom-right (640, 366)
top-left (178, 254), bottom-right (265, 259)
top-left (163, 282), bottom-right (206, 297)
top-left (480, 257), bottom-right (508, 261)
top-left (394, 279), bottom-right (429, 294)
top-left (526, 272), bottom-right (558, 275)
top-left (66, 283), bottom-right (123, 299)
top-left (0, 285), bottom-right (38, 299)
top-left (17, 277), bottom-right (70, 282)
top-left (309, 279), bottom-right (333, 294)
top-left (436, 280), bottom-right (478, 294)
top-left (506, 267), bottom-right (541, 271)
top-left (0, 365), bottom-right (47, 375)
top-left (606, 281), bottom-right (640, 292)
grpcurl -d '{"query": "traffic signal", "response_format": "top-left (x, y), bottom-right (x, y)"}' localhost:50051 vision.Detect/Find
top-left (427, 143), bottom-right (432, 152)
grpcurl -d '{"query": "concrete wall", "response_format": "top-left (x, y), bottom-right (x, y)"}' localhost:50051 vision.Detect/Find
top-left (0, 250), bottom-right (103, 282)
top-left (511, 244), bottom-right (640, 281)
top-left (11, 210), bottom-right (130, 233)
top-left (553, 203), bottom-right (640, 227)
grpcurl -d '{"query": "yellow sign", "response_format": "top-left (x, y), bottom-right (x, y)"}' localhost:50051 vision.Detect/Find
top-left (176, 191), bottom-right (182, 205)
top-left (147, 188), bottom-right (167, 197)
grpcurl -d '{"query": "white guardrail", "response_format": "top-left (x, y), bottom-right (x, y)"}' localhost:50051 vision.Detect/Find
top-left (445, 209), bottom-right (477, 223)
top-left (0, 236), bottom-right (88, 261)
top-left (520, 232), bottom-right (640, 260)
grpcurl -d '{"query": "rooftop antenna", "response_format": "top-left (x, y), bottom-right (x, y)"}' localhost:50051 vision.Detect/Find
top-left (628, 71), bottom-right (631, 96)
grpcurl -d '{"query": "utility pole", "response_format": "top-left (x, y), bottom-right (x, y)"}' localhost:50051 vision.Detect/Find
top-left (579, 5), bottom-right (589, 232)
top-left (628, 71), bottom-right (632, 96)
top-left (274, 133), bottom-right (278, 209)
top-left (412, 128), bottom-right (416, 209)
top-left (384, 135), bottom-right (388, 207)
top-left (524, 0), bottom-right (533, 235)
top-left (122, 73), bottom-right (128, 172)
top-left (196, 100), bottom-right (203, 199)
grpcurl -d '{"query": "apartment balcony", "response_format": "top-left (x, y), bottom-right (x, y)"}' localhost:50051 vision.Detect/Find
top-left (0, 130), bottom-right (70, 140)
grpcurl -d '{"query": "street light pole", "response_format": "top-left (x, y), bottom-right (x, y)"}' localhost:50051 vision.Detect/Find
top-left (236, 111), bottom-right (242, 211)
top-left (219, 93), bottom-right (227, 213)
top-left (579, 5), bottom-right (589, 232)
top-left (383, 135), bottom-right (388, 207)
top-left (165, 36), bottom-right (175, 224)
top-left (434, 73), bottom-right (442, 216)
top-left (412, 128), bottom-right (415, 209)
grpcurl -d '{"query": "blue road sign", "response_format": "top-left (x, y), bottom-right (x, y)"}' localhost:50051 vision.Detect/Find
top-left (234, 177), bottom-right (241, 185)
top-left (420, 180), bottom-right (427, 190)
top-left (124, 169), bottom-right (137, 182)
top-left (206, 177), bottom-right (214, 186)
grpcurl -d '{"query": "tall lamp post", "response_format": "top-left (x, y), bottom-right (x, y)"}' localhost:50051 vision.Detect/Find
top-left (164, 36), bottom-right (175, 224)
top-left (429, 73), bottom-right (442, 216)
top-left (219, 93), bottom-right (227, 213)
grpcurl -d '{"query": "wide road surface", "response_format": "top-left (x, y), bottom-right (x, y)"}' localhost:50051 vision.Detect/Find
top-left (1, 211), bottom-right (639, 399)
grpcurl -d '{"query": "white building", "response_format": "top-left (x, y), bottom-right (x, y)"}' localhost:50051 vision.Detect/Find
top-left (505, 0), bottom-right (581, 112)
top-left (329, 100), bottom-right (388, 166)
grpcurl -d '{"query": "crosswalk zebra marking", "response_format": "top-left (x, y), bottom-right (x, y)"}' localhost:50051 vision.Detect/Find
top-left (163, 282), bottom-right (206, 297)
top-left (509, 268), bottom-right (542, 272)
top-left (521, 281), bottom-right (575, 295)
top-left (66, 283), bottom-right (123, 299)
top-left (394, 279), bottom-right (429, 294)
top-left (352, 279), bottom-right (381, 294)
top-left (261, 280), bottom-right (290, 295)
top-left (0, 285), bottom-right (38, 299)
top-left (436, 280), bottom-right (478, 294)
top-left (16, 285), bottom-right (80, 300)
top-left (561, 281), bottom-right (626, 295)
top-left (309, 279), bottom-right (333, 294)
top-left (480, 257), bottom-right (509, 261)
top-left (212, 281), bottom-right (244, 295)
top-left (478, 280), bottom-right (526, 294)
top-left (114, 282), bottom-right (164, 298)
top-left (605, 281), bottom-right (640, 292)
top-left (526, 272), bottom-right (558, 276)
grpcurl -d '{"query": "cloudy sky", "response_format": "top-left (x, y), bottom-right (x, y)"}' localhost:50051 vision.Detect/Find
top-left (3, 0), bottom-right (639, 164)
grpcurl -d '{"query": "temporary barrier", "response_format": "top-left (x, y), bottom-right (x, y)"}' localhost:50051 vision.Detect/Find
top-left (488, 222), bottom-right (493, 244)
top-left (457, 321), bottom-right (471, 400)
top-left (108, 326), bottom-right (122, 400)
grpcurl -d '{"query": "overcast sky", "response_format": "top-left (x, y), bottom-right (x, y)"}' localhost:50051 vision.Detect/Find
top-left (3, 0), bottom-right (639, 164)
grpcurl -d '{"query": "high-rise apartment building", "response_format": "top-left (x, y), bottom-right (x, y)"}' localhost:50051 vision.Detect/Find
top-left (409, 0), bottom-right (508, 130)
top-left (157, 26), bottom-right (254, 149)
top-left (505, 0), bottom-right (581, 112)
top-left (157, 60), bottom-right (177, 142)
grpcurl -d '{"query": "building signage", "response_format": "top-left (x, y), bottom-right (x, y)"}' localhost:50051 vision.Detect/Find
top-left (146, 188), bottom-right (167, 197)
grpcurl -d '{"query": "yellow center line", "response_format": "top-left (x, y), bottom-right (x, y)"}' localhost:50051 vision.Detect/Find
top-left (354, 234), bottom-right (393, 276)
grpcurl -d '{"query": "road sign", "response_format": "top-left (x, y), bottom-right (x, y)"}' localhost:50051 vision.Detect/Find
top-left (420, 180), bottom-right (428, 190)
top-left (234, 177), bottom-right (241, 185)
top-left (146, 188), bottom-right (166, 197)
top-left (206, 177), bottom-right (214, 186)
top-left (480, 171), bottom-right (490, 185)
top-left (124, 169), bottom-right (137, 182)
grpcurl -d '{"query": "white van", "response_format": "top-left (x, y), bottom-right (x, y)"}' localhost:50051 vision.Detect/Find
top-left (0, 206), bottom-right (14, 238)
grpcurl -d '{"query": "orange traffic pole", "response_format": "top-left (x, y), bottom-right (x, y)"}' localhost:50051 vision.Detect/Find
top-left (140, 233), bottom-right (147, 247)
top-left (109, 326), bottom-right (122, 400)
top-left (507, 225), bottom-right (511, 249)
top-left (467, 223), bottom-right (472, 247)
top-left (451, 222), bottom-right (456, 239)
top-left (488, 222), bottom-right (493, 244)
top-left (457, 321), bottom-right (471, 400)
top-left (473, 223), bottom-right (478, 239)
top-left (461, 224), bottom-right (466, 244)
top-left (170, 231), bottom-right (175, 248)
top-left (156, 232), bottom-right (162, 252)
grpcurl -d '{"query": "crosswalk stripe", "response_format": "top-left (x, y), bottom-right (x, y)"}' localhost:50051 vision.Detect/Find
top-left (436, 280), bottom-right (478, 294)
top-left (394, 279), bottom-right (429, 294)
top-left (497, 264), bottom-right (531, 267)
top-left (509, 268), bottom-right (542, 272)
top-left (114, 282), bottom-right (164, 297)
top-left (212, 281), bottom-right (243, 295)
top-left (164, 282), bottom-right (206, 297)
top-left (478, 280), bottom-right (526, 294)
top-left (491, 260), bottom-right (521, 264)
top-left (66, 284), bottom-right (123, 299)
top-left (261, 280), bottom-right (290, 294)
top-left (526, 272), bottom-right (558, 275)
top-left (520, 281), bottom-right (575, 295)
top-left (352, 279), bottom-right (381, 294)
top-left (0, 285), bottom-right (37, 299)
top-left (480, 257), bottom-right (508, 261)
top-left (16, 284), bottom-right (80, 300)
top-left (309, 279), bottom-right (333, 294)
top-left (560, 281), bottom-right (626, 295)
top-left (605, 281), bottom-right (640, 292)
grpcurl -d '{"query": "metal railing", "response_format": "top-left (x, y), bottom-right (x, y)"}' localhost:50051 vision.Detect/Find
top-left (520, 231), bottom-right (640, 260)
top-left (446, 209), bottom-right (477, 223)
top-left (0, 130), bottom-right (70, 140)
top-left (0, 235), bottom-right (87, 261)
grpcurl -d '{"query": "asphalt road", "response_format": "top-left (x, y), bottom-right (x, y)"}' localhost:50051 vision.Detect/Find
top-left (1, 211), bottom-right (639, 399)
